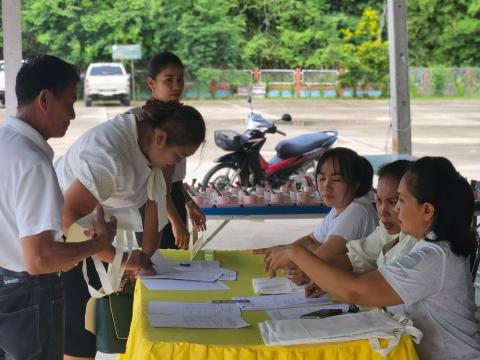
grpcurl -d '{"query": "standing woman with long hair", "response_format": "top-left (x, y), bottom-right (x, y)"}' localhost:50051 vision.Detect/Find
top-left (132, 52), bottom-right (206, 250)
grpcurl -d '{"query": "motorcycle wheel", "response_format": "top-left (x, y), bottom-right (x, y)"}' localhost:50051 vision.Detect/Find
top-left (202, 163), bottom-right (242, 190)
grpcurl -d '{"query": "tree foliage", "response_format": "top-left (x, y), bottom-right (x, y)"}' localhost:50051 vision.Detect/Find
top-left (0, 0), bottom-right (477, 76)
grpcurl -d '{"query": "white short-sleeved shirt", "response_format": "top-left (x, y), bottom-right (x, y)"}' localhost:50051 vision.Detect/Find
top-left (346, 223), bottom-right (417, 273)
top-left (313, 196), bottom-right (378, 244)
top-left (0, 117), bottom-right (64, 272)
top-left (55, 113), bottom-right (155, 211)
top-left (379, 239), bottom-right (480, 360)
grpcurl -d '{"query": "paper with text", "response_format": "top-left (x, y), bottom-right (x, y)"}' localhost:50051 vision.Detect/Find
top-left (148, 301), bottom-right (249, 328)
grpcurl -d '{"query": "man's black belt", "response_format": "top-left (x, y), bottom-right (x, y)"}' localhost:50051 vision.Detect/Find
top-left (0, 267), bottom-right (59, 287)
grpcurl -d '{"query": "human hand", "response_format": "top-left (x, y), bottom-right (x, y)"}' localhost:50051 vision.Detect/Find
top-left (122, 269), bottom-right (138, 284)
top-left (126, 250), bottom-right (155, 276)
top-left (172, 221), bottom-right (190, 249)
top-left (263, 245), bottom-right (293, 278)
top-left (91, 204), bottom-right (117, 251)
top-left (187, 202), bottom-right (207, 232)
top-left (284, 264), bottom-right (310, 285)
top-left (304, 281), bottom-right (325, 298)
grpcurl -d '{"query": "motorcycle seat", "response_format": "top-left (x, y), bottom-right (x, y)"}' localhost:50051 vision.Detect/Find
top-left (275, 132), bottom-right (336, 158)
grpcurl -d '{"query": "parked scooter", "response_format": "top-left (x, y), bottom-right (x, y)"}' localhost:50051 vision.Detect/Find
top-left (202, 97), bottom-right (337, 189)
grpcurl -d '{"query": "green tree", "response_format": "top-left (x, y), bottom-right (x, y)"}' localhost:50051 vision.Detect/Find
top-left (407, 0), bottom-right (480, 66)
top-left (235, 0), bottom-right (353, 68)
top-left (334, 8), bottom-right (389, 95)
top-left (174, 0), bottom-right (245, 75)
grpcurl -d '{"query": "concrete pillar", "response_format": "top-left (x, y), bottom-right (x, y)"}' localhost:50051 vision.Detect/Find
top-left (295, 68), bottom-right (301, 97)
top-left (2, 0), bottom-right (22, 117)
top-left (387, 0), bottom-right (412, 154)
top-left (253, 67), bottom-right (260, 83)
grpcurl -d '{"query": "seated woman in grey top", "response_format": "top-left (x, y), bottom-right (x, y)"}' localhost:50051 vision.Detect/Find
top-left (263, 156), bottom-right (480, 360)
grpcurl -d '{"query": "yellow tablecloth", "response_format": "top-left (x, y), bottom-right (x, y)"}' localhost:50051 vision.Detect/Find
top-left (120, 250), bottom-right (419, 360)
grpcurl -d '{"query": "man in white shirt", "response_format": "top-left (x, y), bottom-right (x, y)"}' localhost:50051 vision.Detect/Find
top-left (0, 55), bottom-right (116, 360)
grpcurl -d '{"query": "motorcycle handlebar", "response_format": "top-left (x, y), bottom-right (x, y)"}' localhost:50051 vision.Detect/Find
top-left (276, 129), bottom-right (286, 136)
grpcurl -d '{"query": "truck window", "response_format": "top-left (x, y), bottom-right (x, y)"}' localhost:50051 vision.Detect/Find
top-left (89, 65), bottom-right (123, 76)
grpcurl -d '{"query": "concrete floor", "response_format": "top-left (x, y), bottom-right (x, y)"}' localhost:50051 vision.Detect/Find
top-left (1, 99), bottom-right (478, 359)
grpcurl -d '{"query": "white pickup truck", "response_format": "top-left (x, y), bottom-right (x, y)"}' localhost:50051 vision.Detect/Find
top-left (84, 62), bottom-right (130, 106)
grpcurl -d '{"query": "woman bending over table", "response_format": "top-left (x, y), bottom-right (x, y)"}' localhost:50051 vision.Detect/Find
top-left (263, 156), bottom-right (480, 360)
top-left (55, 101), bottom-right (206, 360)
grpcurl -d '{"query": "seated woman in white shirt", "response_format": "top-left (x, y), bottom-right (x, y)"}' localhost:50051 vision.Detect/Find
top-left (263, 156), bottom-right (480, 360)
top-left (55, 100), bottom-right (206, 360)
top-left (293, 159), bottom-right (417, 289)
top-left (257, 147), bottom-right (378, 275)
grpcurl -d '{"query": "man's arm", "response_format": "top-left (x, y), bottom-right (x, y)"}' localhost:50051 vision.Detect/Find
top-left (21, 205), bottom-right (116, 275)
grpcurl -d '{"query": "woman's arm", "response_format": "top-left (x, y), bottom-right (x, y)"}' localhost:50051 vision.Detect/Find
top-left (63, 179), bottom-right (99, 231)
top-left (265, 244), bottom-right (402, 307)
top-left (163, 165), bottom-right (189, 249)
top-left (292, 233), bottom-right (320, 252)
top-left (62, 180), bottom-right (152, 271)
top-left (142, 199), bottom-right (161, 256)
top-left (313, 235), bottom-right (349, 260)
top-left (166, 194), bottom-right (189, 249)
top-left (182, 185), bottom-right (206, 232)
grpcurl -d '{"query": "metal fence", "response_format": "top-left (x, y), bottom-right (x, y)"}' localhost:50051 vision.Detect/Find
top-left (131, 67), bottom-right (480, 100)
top-left (410, 67), bottom-right (480, 96)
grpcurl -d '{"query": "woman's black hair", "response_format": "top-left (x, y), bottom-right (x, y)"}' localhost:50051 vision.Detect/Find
top-left (139, 99), bottom-right (205, 147)
top-left (315, 147), bottom-right (373, 198)
top-left (147, 52), bottom-right (184, 79)
top-left (404, 156), bottom-right (475, 257)
top-left (378, 160), bottom-right (413, 183)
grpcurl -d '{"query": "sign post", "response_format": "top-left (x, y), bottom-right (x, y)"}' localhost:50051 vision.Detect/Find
top-left (112, 44), bottom-right (142, 101)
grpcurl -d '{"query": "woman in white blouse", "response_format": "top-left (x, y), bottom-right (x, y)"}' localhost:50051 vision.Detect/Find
top-left (287, 159), bottom-right (417, 286)
top-left (55, 100), bottom-right (206, 360)
top-left (257, 147), bottom-right (378, 277)
top-left (263, 157), bottom-right (480, 360)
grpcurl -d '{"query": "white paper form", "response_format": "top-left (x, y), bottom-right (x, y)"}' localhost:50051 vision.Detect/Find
top-left (144, 271), bottom-right (222, 282)
top-left (148, 301), bottom-right (249, 328)
top-left (150, 251), bottom-right (178, 274)
top-left (141, 278), bottom-right (229, 291)
top-left (171, 262), bottom-right (237, 281)
top-left (267, 303), bottom-right (351, 320)
top-left (233, 292), bottom-right (333, 310)
top-left (252, 277), bottom-right (304, 295)
top-left (148, 256), bottom-right (237, 281)
top-left (168, 260), bottom-right (220, 269)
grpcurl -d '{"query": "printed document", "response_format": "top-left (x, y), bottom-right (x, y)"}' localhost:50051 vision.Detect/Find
top-left (148, 301), bottom-right (249, 328)
top-left (252, 277), bottom-right (304, 295)
top-left (233, 292), bottom-right (333, 310)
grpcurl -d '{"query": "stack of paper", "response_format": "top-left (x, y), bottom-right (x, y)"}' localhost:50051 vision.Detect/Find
top-left (252, 277), bottom-right (304, 295)
top-left (258, 310), bottom-right (423, 356)
top-left (267, 303), bottom-right (351, 320)
top-left (233, 292), bottom-right (333, 311)
top-left (141, 252), bottom-right (236, 290)
top-left (148, 301), bottom-right (249, 328)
